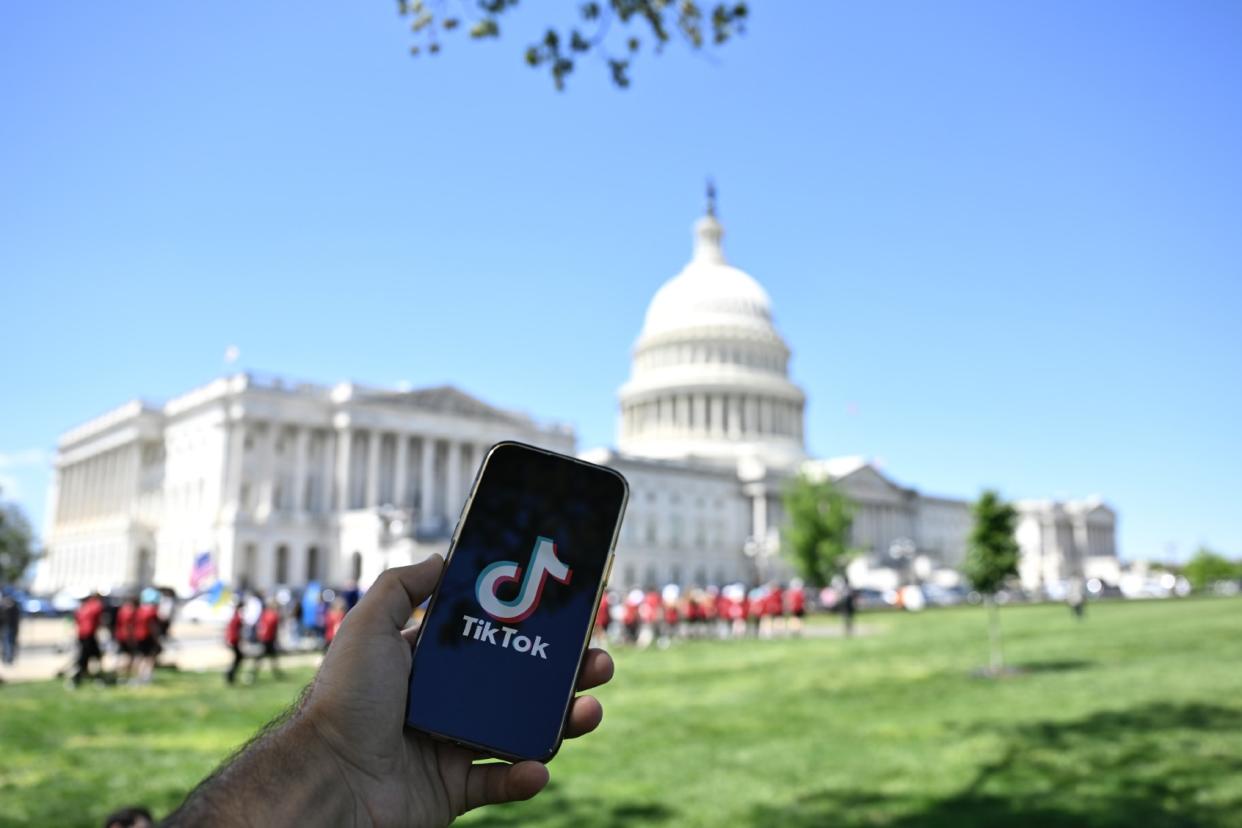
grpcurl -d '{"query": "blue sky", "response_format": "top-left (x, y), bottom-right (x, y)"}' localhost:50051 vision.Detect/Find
top-left (2, 2), bottom-right (1240, 561)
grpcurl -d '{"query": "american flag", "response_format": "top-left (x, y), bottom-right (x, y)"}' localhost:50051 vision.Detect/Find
top-left (189, 551), bottom-right (216, 593)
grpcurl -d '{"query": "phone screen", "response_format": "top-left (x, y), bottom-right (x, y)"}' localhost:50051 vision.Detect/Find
top-left (405, 442), bottom-right (627, 761)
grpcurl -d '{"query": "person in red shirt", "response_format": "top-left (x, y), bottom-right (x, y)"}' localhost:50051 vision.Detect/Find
top-left (71, 592), bottom-right (105, 687)
top-left (621, 591), bottom-right (641, 644)
top-left (662, 596), bottom-right (680, 640)
top-left (764, 585), bottom-right (785, 638)
top-left (323, 598), bottom-right (346, 652)
top-left (638, 590), bottom-right (661, 649)
top-left (133, 593), bottom-right (161, 685)
top-left (591, 591), bottom-right (611, 648)
top-left (114, 596), bottom-right (138, 680)
top-left (250, 598), bottom-right (284, 680)
top-left (224, 601), bottom-right (245, 685)
top-left (786, 579), bottom-right (807, 637)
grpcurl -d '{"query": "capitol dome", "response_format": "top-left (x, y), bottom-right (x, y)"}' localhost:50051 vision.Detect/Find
top-left (618, 196), bottom-right (806, 470)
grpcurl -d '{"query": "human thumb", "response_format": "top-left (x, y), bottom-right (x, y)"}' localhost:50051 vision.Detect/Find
top-left (355, 554), bottom-right (445, 632)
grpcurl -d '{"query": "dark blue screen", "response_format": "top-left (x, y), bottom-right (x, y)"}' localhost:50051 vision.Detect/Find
top-left (405, 442), bottom-right (626, 761)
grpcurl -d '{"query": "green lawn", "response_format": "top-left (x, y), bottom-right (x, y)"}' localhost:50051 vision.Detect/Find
top-left (2, 598), bottom-right (1241, 827)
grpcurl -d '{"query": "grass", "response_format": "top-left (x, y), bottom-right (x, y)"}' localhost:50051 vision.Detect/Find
top-left (2, 598), bottom-right (1241, 827)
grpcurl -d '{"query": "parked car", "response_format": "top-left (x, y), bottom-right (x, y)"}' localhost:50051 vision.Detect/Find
top-left (921, 584), bottom-right (968, 607)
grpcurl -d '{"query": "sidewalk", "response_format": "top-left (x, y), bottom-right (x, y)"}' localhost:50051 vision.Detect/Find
top-left (0, 618), bottom-right (322, 684)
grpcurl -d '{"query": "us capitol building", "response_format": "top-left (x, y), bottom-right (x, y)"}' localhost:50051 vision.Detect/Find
top-left (35, 197), bottom-right (1120, 597)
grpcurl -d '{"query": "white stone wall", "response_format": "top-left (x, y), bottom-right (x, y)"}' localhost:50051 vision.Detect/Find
top-left (39, 375), bottom-right (576, 596)
top-left (595, 453), bottom-right (751, 589)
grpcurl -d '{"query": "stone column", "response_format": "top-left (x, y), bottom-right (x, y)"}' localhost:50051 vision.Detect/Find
top-left (752, 488), bottom-right (768, 541)
top-left (710, 395), bottom-right (724, 437)
top-left (393, 434), bottom-right (409, 511)
top-left (257, 424), bottom-right (278, 517)
top-left (335, 426), bottom-right (352, 512)
top-left (319, 431), bottom-right (334, 514)
top-left (446, 441), bottom-right (463, 521)
top-left (365, 430), bottom-right (381, 508)
top-left (292, 426), bottom-right (310, 513)
top-left (728, 395), bottom-right (742, 438)
top-left (222, 423), bottom-right (244, 518)
top-left (73, 462), bottom-right (85, 521)
top-left (419, 437), bottom-right (435, 527)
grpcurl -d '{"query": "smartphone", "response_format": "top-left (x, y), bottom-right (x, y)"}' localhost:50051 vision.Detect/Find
top-left (404, 441), bottom-right (628, 762)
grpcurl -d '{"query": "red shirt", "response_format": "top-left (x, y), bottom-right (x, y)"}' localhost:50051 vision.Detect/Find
top-left (134, 605), bottom-right (159, 642)
top-left (766, 589), bottom-right (784, 616)
top-left (225, 611), bottom-right (243, 647)
top-left (257, 608), bottom-right (280, 644)
top-left (663, 605), bottom-right (679, 625)
top-left (115, 604), bottom-right (136, 644)
top-left (324, 608), bottom-right (345, 643)
top-left (788, 589), bottom-right (806, 613)
top-left (622, 602), bottom-right (639, 626)
top-left (595, 596), bottom-right (610, 630)
top-left (75, 597), bottom-right (104, 638)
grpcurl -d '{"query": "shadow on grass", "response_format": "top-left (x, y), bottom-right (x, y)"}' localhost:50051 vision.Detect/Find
top-left (750, 702), bottom-right (1242, 828)
top-left (467, 782), bottom-right (677, 827)
top-left (1012, 658), bottom-right (1095, 674)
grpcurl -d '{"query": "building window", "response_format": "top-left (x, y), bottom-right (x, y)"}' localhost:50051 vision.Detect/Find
top-left (306, 546), bottom-right (320, 583)
top-left (275, 544), bottom-right (289, 584)
top-left (242, 544), bottom-right (257, 589)
top-left (136, 548), bottom-right (153, 587)
top-left (351, 551), bottom-right (363, 582)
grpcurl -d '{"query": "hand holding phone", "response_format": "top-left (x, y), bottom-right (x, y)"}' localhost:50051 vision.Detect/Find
top-left (168, 554), bottom-right (616, 827)
top-left (405, 442), bottom-right (629, 761)
top-left (307, 555), bottom-right (617, 824)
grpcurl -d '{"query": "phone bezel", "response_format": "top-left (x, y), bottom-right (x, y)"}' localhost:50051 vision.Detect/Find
top-left (402, 439), bottom-right (629, 763)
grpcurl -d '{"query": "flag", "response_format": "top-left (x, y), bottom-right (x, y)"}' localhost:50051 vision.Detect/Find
top-left (190, 551), bottom-right (216, 593)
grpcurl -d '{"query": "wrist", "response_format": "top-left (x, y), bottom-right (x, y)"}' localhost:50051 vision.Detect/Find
top-left (166, 709), bottom-right (361, 827)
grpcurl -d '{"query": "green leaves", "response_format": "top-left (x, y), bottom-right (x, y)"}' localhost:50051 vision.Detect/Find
top-left (0, 491), bottom-right (38, 585)
top-left (397, 0), bottom-right (749, 89)
top-left (1182, 547), bottom-right (1242, 593)
top-left (781, 473), bottom-right (858, 588)
top-left (963, 490), bottom-right (1020, 596)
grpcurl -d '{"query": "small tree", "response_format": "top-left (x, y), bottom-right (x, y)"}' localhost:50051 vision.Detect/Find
top-left (781, 473), bottom-right (857, 589)
top-left (963, 489), bottom-right (1020, 675)
top-left (0, 489), bottom-right (38, 586)
top-left (1182, 547), bottom-right (1241, 593)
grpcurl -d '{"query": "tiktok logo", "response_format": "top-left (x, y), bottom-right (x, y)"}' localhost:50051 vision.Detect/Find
top-left (475, 536), bottom-right (572, 623)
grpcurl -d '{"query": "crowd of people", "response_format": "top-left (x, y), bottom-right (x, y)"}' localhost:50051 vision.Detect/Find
top-left (53, 574), bottom-right (842, 689)
top-left (58, 580), bottom-right (365, 689)
top-left (69, 588), bottom-right (175, 688)
top-left (592, 580), bottom-right (828, 648)
top-left (221, 581), bottom-right (357, 685)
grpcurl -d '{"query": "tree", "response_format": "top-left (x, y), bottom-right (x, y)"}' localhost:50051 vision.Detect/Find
top-left (0, 489), bottom-right (38, 586)
top-left (398, 0), bottom-right (749, 89)
top-left (963, 489), bottom-right (1020, 676)
top-left (1182, 547), bottom-right (1241, 593)
top-left (781, 473), bottom-right (857, 589)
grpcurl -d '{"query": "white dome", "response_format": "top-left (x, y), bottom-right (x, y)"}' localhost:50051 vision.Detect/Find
top-left (617, 203), bottom-right (806, 471)
top-left (639, 215), bottom-right (777, 342)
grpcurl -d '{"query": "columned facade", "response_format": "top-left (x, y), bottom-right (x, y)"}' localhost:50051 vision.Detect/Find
top-left (37, 377), bottom-right (574, 595)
